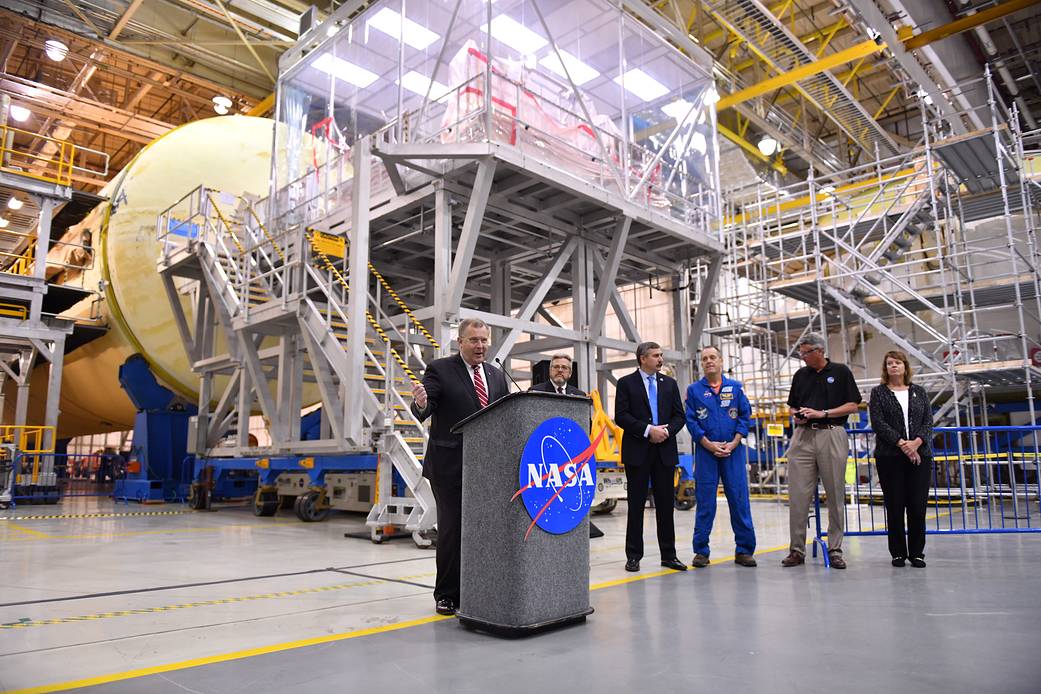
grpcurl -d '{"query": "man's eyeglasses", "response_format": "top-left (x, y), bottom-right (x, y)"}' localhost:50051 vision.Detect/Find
top-left (799, 347), bottom-right (822, 357)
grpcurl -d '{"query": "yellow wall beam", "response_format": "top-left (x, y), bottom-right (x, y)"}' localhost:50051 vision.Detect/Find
top-left (246, 93), bottom-right (275, 116)
top-left (716, 39), bottom-right (885, 112)
top-left (873, 86), bottom-right (901, 119)
top-left (726, 165), bottom-right (919, 225)
top-left (904, 0), bottom-right (1041, 50)
top-left (718, 123), bottom-right (789, 176)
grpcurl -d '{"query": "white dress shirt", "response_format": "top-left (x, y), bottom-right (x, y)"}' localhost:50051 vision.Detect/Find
top-left (894, 388), bottom-right (910, 438)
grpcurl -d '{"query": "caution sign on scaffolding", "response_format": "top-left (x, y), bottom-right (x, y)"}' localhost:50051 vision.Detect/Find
top-left (312, 231), bottom-right (345, 258)
top-left (766, 423), bottom-right (785, 437)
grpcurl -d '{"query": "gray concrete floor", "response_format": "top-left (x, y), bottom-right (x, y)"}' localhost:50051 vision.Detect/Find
top-left (1, 495), bottom-right (1039, 693)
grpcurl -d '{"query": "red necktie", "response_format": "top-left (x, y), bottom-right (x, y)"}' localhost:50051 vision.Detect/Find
top-left (473, 365), bottom-right (489, 408)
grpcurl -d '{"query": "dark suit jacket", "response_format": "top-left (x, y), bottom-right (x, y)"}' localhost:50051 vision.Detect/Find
top-left (614, 369), bottom-right (686, 467)
top-left (868, 383), bottom-right (934, 459)
top-left (529, 381), bottom-right (586, 396)
top-left (410, 354), bottom-right (509, 484)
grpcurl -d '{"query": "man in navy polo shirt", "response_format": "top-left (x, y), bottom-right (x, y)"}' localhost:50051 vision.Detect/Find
top-left (684, 346), bottom-right (757, 568)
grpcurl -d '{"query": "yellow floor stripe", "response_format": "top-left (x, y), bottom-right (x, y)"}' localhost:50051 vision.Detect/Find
top-left (0, 510), bottom-right (189, 522)
top-left (589, 542), bottom-right (792, 589)
top-left (5, 614), bottom-right (453, 694)
top-left (1, 521), bottom-right (309, 542)
top-left (2, 522), bottom-right (53, 539)
top-left (5, 544), bottom-right (796, 692)
top-left (0, 572), bottom-right (437, 630)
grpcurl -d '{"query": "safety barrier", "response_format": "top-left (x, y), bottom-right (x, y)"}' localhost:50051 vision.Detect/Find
top-left (0, 302), bottom-right (27, 319)
top-left (810, 425), bottom-right (1041, 563)
top-left (0, 425), bottom-right (55, 455)
top-left (0, 123), bottom-right (109, 187)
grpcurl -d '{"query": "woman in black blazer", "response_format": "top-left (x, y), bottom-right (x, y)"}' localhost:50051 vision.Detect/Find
top-left (868, 350), bottom-right (934, 568)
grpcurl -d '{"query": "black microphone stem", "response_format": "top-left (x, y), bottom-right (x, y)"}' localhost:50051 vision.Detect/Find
top-left (494, 357), bottom-right (522, 393)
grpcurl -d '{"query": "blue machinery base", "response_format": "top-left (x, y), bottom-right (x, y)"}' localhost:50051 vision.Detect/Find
top-left (188, 453), bottom-right (385, 522)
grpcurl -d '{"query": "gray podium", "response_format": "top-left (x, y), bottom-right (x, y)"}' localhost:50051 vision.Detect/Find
top-left (451, 391), bottom-right (594, 636)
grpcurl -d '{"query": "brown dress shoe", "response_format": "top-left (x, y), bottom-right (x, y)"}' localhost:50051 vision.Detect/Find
top-left (829, 552), bottom-right (847, 570)
top-left (734, 553), bottom-right (757, 567)
top-left (691, 554), bottom-right (710, 568)
top-left (781, 551), bottom-right (805, 567)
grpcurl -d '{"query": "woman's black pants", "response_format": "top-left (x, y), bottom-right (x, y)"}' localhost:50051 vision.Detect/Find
top-left (875, 453), bottom-right (932, 559)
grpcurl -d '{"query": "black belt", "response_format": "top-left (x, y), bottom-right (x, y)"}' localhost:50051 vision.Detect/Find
top-left (799, 422), bottom-right (842, 430)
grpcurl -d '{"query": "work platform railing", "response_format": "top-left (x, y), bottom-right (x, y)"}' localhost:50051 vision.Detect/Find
top-left (0, 124), bottom-right (108, 187)
top-left (272, 53), bottom-right (721, 238)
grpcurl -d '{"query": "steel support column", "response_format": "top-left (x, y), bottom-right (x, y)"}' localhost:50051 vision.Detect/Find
top-left (344, 136), bottom-right (372, 445)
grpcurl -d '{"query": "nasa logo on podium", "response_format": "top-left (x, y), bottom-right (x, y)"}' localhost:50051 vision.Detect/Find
top-left (512, 417), bottom-right (605, 540)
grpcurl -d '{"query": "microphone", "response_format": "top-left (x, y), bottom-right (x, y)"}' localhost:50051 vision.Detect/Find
top-left (494, 357), bottom-right (522, 393)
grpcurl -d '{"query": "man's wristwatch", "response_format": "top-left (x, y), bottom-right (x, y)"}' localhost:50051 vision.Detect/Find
top-left (823, 409), bottom-right (829, 419)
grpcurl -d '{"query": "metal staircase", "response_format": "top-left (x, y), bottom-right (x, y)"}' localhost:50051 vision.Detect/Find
top-left (157, 185), bottom-right (436, 544)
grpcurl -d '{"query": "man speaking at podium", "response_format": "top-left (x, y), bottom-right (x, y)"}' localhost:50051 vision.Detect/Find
top-left (411, 318), bottom-right (509, 616)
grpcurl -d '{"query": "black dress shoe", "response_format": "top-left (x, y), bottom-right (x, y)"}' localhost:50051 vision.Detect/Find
top-left (624, 559), bottom-right (640, 572)
top-left (909, 557), bottom-right (926, 568)
top-left (892, 557), bottom-right (906, 567)
top-left (661, 557), bottom-right (687, 571)
top-left (435, 598), bottom-right (456, 615)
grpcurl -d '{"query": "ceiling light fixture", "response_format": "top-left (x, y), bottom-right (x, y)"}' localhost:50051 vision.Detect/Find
top-left (367, 8), bottom-right (440, 50)
top-left (614, 68), bottom-right (670, 102)
top-left (481, 15), bottom-right (548, 56)
top-left (820, 184), bottom-right (836, 195)
top-left (212, 95), bottom-right (233, 115)
top-left (757, 136), bottom-right (779, 157)
top-left (313, 53), bottom-right (379, 88)
top-left (7, 197), bottom-right (24, 211)
top-left (539, 50), bottom-right (600, 86)
top-left (400, 71), bottom-right (450, 100)
top-left (44, 39), bottom-right (68, 62)
top-left (9, 105), bottom-right (30, 122)
top-left (0, 217), bottom-right (9, 228)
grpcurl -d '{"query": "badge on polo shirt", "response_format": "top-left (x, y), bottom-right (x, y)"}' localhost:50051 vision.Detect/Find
top-left (827, 376), bottom-right (835, 383)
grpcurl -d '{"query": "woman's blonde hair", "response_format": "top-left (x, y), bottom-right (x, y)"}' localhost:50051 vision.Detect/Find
top-left (881, 350), bottom-right (913, 385)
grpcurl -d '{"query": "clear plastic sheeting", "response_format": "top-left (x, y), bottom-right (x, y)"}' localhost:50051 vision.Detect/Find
top-left (270, 0), bottom-right (721, 230)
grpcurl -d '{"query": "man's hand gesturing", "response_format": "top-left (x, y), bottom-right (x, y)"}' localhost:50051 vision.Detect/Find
top-left (412, 381), bottom-right (427, 409)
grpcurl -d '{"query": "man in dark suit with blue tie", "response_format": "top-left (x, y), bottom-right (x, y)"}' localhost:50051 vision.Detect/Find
top-left (615, 341), bottom-right (688, 572)
top-left (411, 318), bottom-right (509, 615)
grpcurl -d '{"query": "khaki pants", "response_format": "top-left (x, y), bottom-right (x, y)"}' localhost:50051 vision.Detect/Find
top-left (786, 426), bottom-right (848, 555)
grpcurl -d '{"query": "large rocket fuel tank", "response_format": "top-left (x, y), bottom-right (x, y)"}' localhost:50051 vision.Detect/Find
top-left (14, 115), bottom-right (287, 437)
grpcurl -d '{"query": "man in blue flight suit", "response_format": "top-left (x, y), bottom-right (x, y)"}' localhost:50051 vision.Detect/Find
top-left (684, 346), bottom-right (757, 568)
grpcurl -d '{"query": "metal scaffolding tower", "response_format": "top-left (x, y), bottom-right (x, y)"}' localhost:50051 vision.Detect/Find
top-left (710, 68), bottom-right (1041, 437)
top-left (157, 0), bottom-right (724, 542)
